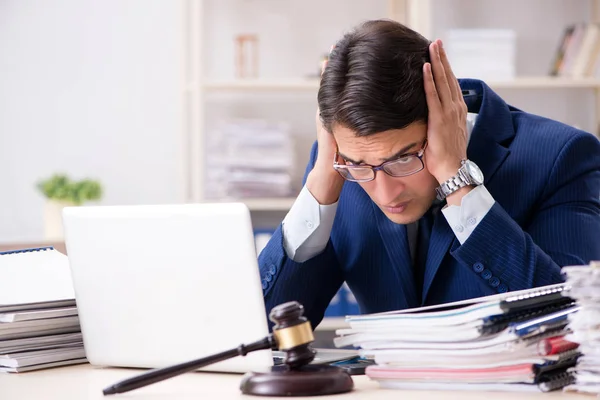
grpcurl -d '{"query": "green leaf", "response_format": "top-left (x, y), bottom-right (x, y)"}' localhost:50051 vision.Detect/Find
top-left (37, 174), bottom-right (103, 205)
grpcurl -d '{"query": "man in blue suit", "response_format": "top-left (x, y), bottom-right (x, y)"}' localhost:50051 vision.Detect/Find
top-left (258, 20), bottom-right (600, 329)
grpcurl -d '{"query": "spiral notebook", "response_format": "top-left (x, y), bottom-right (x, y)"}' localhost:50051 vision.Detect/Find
top-left (0, 247), bottom-right (76, 312)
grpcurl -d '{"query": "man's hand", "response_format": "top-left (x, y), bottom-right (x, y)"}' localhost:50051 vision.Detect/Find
top-left (305, 52), bottom-right (345, 205)
top-left (423, 39), bottom-right (469, 193)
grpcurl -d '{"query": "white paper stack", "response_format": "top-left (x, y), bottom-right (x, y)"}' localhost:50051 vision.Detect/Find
top-left (205, 119), bottom-right (295, 200)
top-left (334, 284), bottom-right (580, 392)
top-left (562, 262), bottom-right (600, 395)
top-left (0, 247), bottom-right (86, 372)
top-left (445, 29), bottom-right (516, 81)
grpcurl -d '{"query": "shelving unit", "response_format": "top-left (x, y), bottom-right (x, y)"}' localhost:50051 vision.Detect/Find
top-left (183, 0), bottom-right (600, 214)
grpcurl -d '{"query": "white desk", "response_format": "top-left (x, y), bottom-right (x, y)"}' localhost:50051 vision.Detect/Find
top-left (0, 364), bottom-right (590, 399)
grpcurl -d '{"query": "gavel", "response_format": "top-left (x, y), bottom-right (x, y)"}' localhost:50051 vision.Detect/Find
top-left (102, 301), bottom-right (353, 397)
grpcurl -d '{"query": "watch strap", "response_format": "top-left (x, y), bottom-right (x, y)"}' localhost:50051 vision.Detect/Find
top-left (435, 172), bottom-right (468, 201)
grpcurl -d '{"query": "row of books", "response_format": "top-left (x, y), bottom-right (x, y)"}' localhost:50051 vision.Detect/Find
top-left (335, 283), bottom-right (582, 392)
top-left (0, 247), bottom-right (86, 373)
top-left (550, 23), bottom-right (600, 78)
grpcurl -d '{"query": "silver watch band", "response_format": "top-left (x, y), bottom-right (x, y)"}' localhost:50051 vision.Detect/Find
top-left (435, 174), bottom-right (468, 201)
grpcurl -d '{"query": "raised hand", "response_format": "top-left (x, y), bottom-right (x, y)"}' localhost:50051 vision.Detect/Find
top-left (422, 39), bottom-right (469, 187)
top-left (306, 47), bottom-right (345, 205)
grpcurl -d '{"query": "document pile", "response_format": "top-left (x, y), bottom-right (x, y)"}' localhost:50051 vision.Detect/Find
top-left (205, 119), bottom-right (295, 199)
top-left (0, 247), bottom-right (86, 372)
top-left (334, 284), bottom-right (580, 392)
top-left (562, 262), bottom-right (600, 395)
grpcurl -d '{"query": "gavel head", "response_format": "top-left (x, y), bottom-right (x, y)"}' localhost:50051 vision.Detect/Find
top-left (269, 301), bottom-right (316, 369)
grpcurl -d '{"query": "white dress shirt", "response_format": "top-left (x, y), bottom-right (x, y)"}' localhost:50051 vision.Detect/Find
top-left (282, 113), bottom-right (495, 262)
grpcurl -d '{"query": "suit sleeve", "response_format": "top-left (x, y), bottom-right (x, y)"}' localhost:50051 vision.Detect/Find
top-left (258, 141), bottom-right (344, 330)
top-left (451, 132), bottom-right (600, 292)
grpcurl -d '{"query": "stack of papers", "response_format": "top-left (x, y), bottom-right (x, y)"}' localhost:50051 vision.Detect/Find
top-left (563, 262), bottom-right (600, 395)
top-left (205, 118), bottom-right (295, 199)
top-left (0, 247), bottom-right (86, 372)
top-left (334, 284), bottom-right (580, 392)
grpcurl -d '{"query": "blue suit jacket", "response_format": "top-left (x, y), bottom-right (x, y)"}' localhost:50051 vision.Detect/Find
top-left (258, 79), bottom-right (600, 329)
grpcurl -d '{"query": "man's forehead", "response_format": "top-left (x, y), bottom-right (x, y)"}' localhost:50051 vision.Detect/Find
top-left (333, 124), bottom-right (426, 161)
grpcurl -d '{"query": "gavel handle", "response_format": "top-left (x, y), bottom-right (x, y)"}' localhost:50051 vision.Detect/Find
top-left (103, 334), bottom-right (277, 396)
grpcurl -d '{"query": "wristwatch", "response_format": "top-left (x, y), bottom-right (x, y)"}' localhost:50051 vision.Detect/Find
top-left (435, 159), bottom-right (484, 201)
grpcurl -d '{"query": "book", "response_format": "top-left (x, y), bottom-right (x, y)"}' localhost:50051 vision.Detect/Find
top-left (0, 306), bottom-right (78, 323)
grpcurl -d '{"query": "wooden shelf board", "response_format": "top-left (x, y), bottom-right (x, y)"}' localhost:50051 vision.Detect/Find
top-left (193, 77), bottom-right (600, 92)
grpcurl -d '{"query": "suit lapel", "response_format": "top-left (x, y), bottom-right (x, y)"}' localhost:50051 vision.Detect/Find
top-left (421, 79), bottom-right (513, 303)
top-left (372, 203), bottom-right (419, 307)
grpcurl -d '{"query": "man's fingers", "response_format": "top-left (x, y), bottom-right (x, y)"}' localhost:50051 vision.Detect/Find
top-left (429, 41), bottom-right (452, 107)
top-left (438, 40), bottom-right (461, 102)
top-left (424, 62), bottom-right (442, 117)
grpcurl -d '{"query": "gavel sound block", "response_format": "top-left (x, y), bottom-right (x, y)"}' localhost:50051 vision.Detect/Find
top-left (102, 301), bottom-right (354, 397)
top-left (240, 301), bottom-right (354, 396)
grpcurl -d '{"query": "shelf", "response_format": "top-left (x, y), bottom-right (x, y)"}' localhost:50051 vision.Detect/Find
top-left (193, 76), bottom-right (600, 92)
top-left (243, 197), bottom-right (296, 211)
top-left (201, 78), bottom-right (320, 91)
top-left (485, 77), bottom-right (600, 89)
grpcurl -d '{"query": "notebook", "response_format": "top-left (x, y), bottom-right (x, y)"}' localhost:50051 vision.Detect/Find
top-left (0, 247), bottom-right (76, 312)
top-left (0, 247), bottom-right (87, 372)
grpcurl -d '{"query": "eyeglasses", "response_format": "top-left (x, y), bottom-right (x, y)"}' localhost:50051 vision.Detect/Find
top-left (333, 139), bottom-right (428, 182)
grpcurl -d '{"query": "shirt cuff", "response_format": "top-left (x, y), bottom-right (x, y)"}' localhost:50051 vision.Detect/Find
top-left (441, 185), bottom-right (495, 244)
top-left (282, 185), bottom-right (339, 262)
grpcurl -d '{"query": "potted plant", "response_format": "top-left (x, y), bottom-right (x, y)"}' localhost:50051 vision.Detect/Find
top-left (37, 174), bottom-right (103, 240)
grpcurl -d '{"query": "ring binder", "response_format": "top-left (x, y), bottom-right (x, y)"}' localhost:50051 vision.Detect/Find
top-left (480, 298), bottom-right (576, 335)
top-left (500, 285), bottom-right (570, 313)
top-left (538, 370), bottom-right (576, 392)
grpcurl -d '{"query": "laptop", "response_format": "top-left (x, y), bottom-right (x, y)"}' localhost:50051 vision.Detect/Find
top-left (62, 202), bottom-right (274, 373)
top-left (62, 202), bottom-right (359, 374)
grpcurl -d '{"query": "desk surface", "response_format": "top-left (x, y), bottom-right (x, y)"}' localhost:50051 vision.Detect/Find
top-left (0, 364), bottom-right (591, 399)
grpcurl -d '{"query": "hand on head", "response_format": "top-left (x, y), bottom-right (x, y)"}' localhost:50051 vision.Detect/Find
top-left (306, 45), bottom-right (345, 205)
top-left (422, 39), bottom-right (469, 184)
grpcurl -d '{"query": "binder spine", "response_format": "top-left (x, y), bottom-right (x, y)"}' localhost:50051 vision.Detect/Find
top-left (0, 247), bottom-right (54, 256)
top-left (538, 370), bottom-right (576, 392)
top-left (500, 285), bottom-right (570, 312)
top-left (480, 299), bottom-right (576, 335)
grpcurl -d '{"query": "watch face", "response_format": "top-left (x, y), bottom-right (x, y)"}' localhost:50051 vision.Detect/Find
top-left (465, 161), bottom-right (484, 185)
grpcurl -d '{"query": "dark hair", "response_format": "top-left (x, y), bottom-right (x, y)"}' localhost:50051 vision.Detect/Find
top-left (318, 19), bottom-right (431, 136)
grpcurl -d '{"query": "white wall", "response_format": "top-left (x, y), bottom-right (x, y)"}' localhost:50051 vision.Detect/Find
top-left (0, 0), bottom-right (185, 242)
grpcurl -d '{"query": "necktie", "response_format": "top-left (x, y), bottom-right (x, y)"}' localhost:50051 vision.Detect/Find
top-left (415, 201), bottom-right (442, 297)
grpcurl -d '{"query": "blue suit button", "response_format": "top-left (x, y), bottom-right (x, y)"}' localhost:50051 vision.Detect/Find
top-left (489, 277), bottom-right (500, 287)
top-left (261, 280), bottom-right (268, 290)
top-left (473, 262), bottom-right (484, 273)
top-left (497, 283), bottom-right (508, 293)
top-left (269, 264), bottom-right (277, 275)
top-left (265, 274), bottom-right (272, 282)
top-left (481, 269), bottom-right (492, 280)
